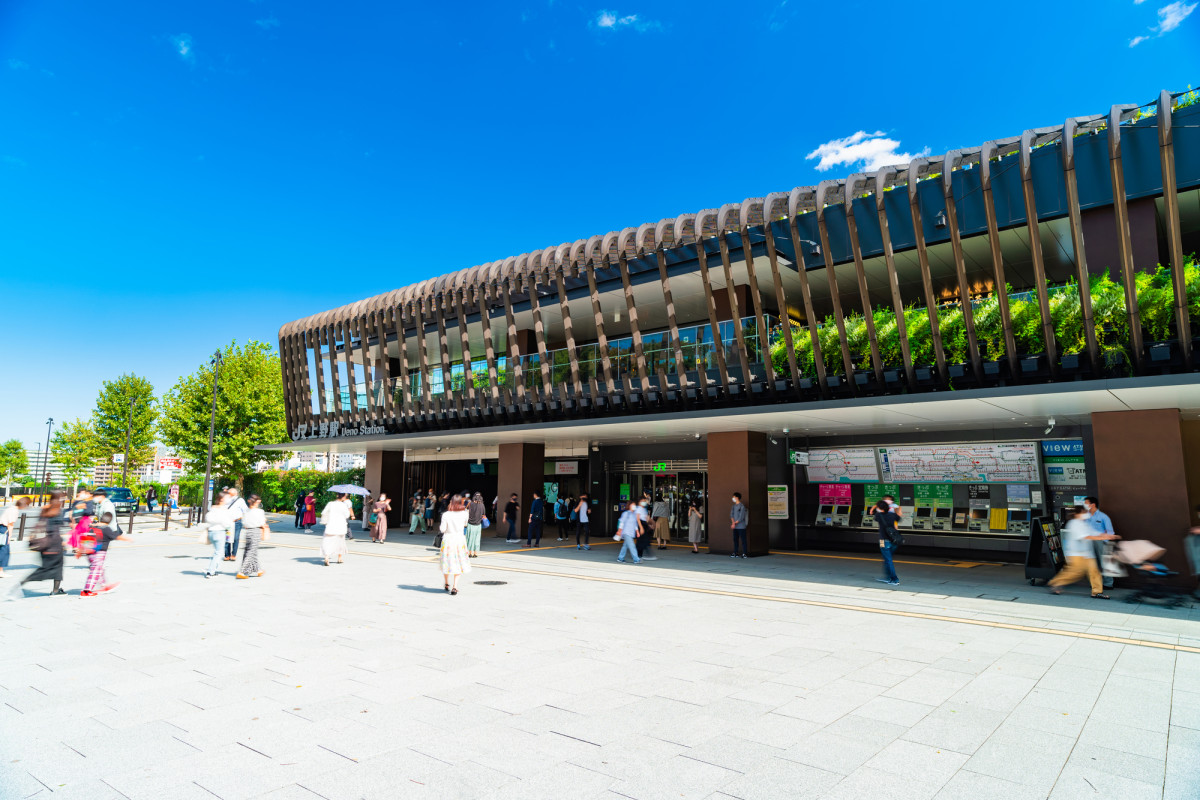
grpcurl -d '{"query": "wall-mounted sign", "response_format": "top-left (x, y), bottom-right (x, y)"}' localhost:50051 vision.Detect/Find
top-left (788, 450), bottom-right (809, 466)
top-left (291, 421), bottom-right (389, 441)
top-left (914, 484), bottom-right (954, 508)
top-left (806, 448), bottom-right (880, 482)
top-left (1041, 440), bottom-right (1087, 487)
top-left (879, 443), bottom-right (1039, 483)
top-left (554, 462), bottom-right (579, 475)
top-left (1006, 484), bottom-right (1031, 503)
top-left (767, 485), bottom-right (789, 519)
top-left (470, 463), bottom-right (486, 474)
top-left (863, 483), bottom-right (900, 508)
top-left (158, 458), bottom-right (182, 470)
top-left (817, 484), bottom-right (852, 504)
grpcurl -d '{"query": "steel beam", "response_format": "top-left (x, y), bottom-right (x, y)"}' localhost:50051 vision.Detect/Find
top-left (1158, 90), bottom-right (1193, 366)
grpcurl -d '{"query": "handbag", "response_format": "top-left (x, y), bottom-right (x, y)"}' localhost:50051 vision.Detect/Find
top-left (433, 533), bottom-right (443, 547)
top-left (369, 512), bottom-right (378, 525)
top-left (482, 517), bottom-right (490, 529)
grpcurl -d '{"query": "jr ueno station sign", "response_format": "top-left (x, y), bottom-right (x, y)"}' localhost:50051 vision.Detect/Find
top-left (291, 421), bottom-right (392, 441)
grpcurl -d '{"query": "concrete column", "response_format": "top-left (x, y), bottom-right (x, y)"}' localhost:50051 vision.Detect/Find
top-left (1092, 409), bottom-right (1194, 580)
top-left (497, 442), bottom-right (544, 541)
top-left (364, 450), bottom-right (405, 528)
top-left (706, 431), bottom-right (768, 556)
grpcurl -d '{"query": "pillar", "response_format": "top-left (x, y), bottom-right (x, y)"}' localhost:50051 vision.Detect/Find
top-left (364, 450), bottom-right (405, 528)
top-left (707, 431), bottom-right (768, 556)
top-left (1091, 410), bottom-right (1194, 581)
top-left (497, 442), bottom-right (544, 541)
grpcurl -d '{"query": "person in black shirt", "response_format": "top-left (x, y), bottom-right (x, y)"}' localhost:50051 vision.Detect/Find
top-left (872, 500), bottom-right (901, 585)
top-left (526, 490), bottom-right (544, 548)
top-left (503, 494), bottom-right (520, 543)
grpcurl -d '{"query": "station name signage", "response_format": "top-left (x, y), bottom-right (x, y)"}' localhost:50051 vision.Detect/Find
top-left (291, 421), bottom-right (392, 441)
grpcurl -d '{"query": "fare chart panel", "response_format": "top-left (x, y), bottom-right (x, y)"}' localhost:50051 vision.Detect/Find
top-left (877, 443), bottom-right (1040, 484)
top-left (805, 448), bottom-right (881, 483)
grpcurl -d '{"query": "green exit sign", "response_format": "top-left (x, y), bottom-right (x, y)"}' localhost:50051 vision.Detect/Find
top-left (788, 450), bottom-right (809, 466)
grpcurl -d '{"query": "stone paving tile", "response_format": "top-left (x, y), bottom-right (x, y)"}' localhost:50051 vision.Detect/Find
top-left (1048, 765), bottom-right (1163, 800)
top-left (4, 528), bottom-right (1200, 799)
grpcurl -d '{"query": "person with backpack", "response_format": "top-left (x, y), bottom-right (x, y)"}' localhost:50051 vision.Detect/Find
top-left (554, 495), bottom-right (569, 541)
top-left (81, 511), bottom-right (130, 596)
top-left (293, 491), bottom-right (306, 529)
top-left (872, 500), bottom-right (902, 586)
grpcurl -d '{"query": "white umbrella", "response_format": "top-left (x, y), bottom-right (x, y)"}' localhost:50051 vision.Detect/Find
top-left (328, 484), bottom-right (370, 496)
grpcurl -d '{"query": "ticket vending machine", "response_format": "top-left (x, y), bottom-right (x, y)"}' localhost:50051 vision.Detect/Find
top-left (968, 507), bottom-right (989, 532)
top-left (931, 507), bottom-right (952, 531)
top-left (1007, 507), bottom-right (1031, 534)
top-left (814, 504), bottom-right (835, 526)
top-left (912, 507), bottom-right (933, 530)
top-left (830, 504), bottom-right (852, 527)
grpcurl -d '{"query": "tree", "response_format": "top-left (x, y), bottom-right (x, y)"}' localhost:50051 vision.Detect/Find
top-left (0, 439), bottom-right (28, 502)
top-left (91, 374), bottom-right (158, 469)
top-left (51, 419), bottom-right (99, 491)
top-left (159, 340), bottom-right (289, 484)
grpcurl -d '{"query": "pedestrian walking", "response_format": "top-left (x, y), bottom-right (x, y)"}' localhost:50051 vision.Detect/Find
top-left (652, 494), bottom-right (670, 550)
top-left (615, 501), bottom-right (642, 564)
top-left (302, 492), bottom-right (317, 531)
top-left (93, 488), bottom-right (117, 533)
top-left (294, 491), bottom-right (306, 528)
top-left (9, 496), bottom-right (64, 598)
top-left (526, 489), bottom-right (544, 548)
top-left (236, 495), bottom-right (269, 579)
top-left (687, 498), bottom-right (703, 553)
top-left (729, 492), bottom-right (748, 559)
top-left (439, 494), bottom-right (471, 594)
top-left (146, 486), bottom-right (157, 513)
top-left (635, 498), bottom-right (655, 560)
top-left (320, 493), bottom-right (352, 566)
top-left (1049, 505), bottom-right (1118, 599)
top-left (409, 493), bottom-right (423, 534)
top-left (872, 500), bottom-right (902, 585)
top-left (575, 493), bottom-right (591, 550)
top-left (68, 489), bottom-right (94, 550)
top-left (204, 493), bottom-right (232, 579)
top-left (225, 488), bottom-right (248, 561)
top-left (371, 493), bottom-right (392, 542)
top-left (465, 492), bottom-right (486, 557)
top-left (362, 493), bottom-right (374, 533)
top-left (503, 493), bottom-right (520, 543)
top-left (82, 512), bottom-right (130, 596)
top-left (0, 497), bottom-right (29, 578)
top-left (554, 494), bottom-right (569, 541)
top-left (1084, 496), bottom-right (1118, 589)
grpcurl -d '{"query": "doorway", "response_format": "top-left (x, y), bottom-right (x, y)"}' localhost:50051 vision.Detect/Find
top-left (607, 469), bottom-right (707, 542)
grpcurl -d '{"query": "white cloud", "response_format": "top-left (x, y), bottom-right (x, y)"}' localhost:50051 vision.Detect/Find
top-left (170, 33), bottom-right (195, 63)
top-left (806, 130), bottom-right (930, 173)
top-left (1129, 34), bottom-right (1150, 45)
top-left (7, 58), bottom-right (29, 70)
top-left (1156, 1), bottom-right (1196, 31)
top-left (593, 10), bottom-right (660, 32)
top-left (1135, 0), bottom-right (1148, 4)
top-left (255, 16), bottom-right (280, 29)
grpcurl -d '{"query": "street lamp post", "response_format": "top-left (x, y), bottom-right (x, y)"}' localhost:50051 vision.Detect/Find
top-left (120, 398), bottom-right (136, 488)
top-left (37, 418), bottom-right (53, 505)
top-left (201, 350), bottom-right (224, 519)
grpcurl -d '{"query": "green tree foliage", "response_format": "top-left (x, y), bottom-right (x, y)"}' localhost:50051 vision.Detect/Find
top-left (159, 341), bottom-right (288, 482)
top-left (241, 467), bottom-right (367, 512)
top-left (92, 374), bottom-right (158, 468)
top-left (51, 418), bottom-right (100, 488)
top-left (0, 439), bottom-right (28, 484)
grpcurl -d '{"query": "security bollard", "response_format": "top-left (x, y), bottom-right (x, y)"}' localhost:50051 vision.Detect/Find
top-left (17, 514), bottom-right (26, 542)
top-left (163, 503), bottom-right (171, 531)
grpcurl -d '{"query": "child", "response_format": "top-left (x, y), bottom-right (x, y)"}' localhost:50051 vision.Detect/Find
top-left (81, 512), bottom-right (130, 597)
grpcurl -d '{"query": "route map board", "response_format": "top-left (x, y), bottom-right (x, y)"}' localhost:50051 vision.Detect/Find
top-left (878, 443), bottom-right (1040, 484)
top-left (805, 448), bottom-right (881, 483)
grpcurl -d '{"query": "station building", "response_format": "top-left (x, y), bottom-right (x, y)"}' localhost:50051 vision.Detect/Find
top-left (268, 90), bottom-right (1200, 573)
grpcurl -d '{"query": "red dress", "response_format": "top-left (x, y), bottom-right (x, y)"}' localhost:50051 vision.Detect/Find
top-left (302, 495), bottom-right (317, 527)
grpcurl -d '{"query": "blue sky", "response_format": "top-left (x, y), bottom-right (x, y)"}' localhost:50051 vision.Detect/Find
top-left (1, 0), bottom-right (1197, 445)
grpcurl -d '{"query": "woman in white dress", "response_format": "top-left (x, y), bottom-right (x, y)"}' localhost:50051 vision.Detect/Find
top-left (320, 493), bottom-right (352, 566)
top-left (439, 494), bottom-right (471, 595)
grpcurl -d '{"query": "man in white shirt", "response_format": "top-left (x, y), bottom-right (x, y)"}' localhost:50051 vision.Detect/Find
top-left (1049, 505), bottom-right (1118, 599)
top-left (93, 489), bottom-right (118, 532)
top-left (224, 488), bottom-right (249, 562)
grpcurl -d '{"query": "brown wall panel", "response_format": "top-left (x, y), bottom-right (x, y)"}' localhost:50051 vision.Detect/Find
top-left (1092, 409), bottom-right (1193, 580)
top-left (706, 431), bottom-right (768, 556)
top-left (497, 442), bottom-right (545, 542)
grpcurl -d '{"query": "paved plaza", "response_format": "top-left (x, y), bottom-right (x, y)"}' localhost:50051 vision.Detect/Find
top-left (2, 517), bottom-right (1199, 800)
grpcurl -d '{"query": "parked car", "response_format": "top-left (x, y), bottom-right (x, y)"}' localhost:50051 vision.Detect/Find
top-left (96, 487), bottom-right (138, 514)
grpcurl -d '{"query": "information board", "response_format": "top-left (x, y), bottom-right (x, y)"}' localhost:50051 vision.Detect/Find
top-left (767, 486), bottom-right (789, 519)
top-left (806, 448), bottom-right (880, 483)
top-left (817, 484), bottom-right (852, 505)
top-left (914, 484), bottom-right (954, 508)
top-left (878, 443), bottom-right (1039, 483)
top-left (1041, 440), bottom-right (1087, 487)
top-left (863, 483), bottom-right (900, 507)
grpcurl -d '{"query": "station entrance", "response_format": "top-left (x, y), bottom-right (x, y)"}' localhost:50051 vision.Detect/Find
top-left (606, 460), bottom-right (708, 543)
